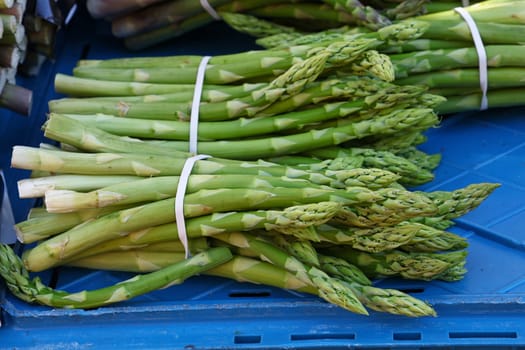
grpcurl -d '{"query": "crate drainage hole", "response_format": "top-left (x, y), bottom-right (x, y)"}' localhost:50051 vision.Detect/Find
top-left (229, 290), bottom-right (271, 298)
top-left (398, 288), bottom-right (425, 294)
top-left (291, 333), bottom-right (356, 341)
top-left (234, 335), bottom-right (261, 344)
top-left (49, 267), bottom-right (61, 289)
top-left (449, 331), bottom-right (517, 339)
top-left (80, 44), bottom-right (91, 60)
top-left (393, 332), bottom-right (422, 341)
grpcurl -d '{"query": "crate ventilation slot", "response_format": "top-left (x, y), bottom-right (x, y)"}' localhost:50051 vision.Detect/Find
top-left (80, 44), bottom-right (91, 60)
top-left (228, 290), bottom-right (271, 298)
top-left (393, 332), bottom-right (422, 341)
top-left (233, 335), bottom-right (261, 344)
top-left (449, 331), bottom-right (518, 339)
top-left (398, 287), bottom-right (425, 294)
top-left (291, 333), bottom-right (356, 341)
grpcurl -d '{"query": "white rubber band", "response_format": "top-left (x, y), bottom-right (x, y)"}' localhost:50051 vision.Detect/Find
top-left (179, 57), bottom-right (212, 257)
top-left (200, 0), bottom-right (221, 20)
top-left (189, 56), bottom-right (211, 154)
top-left (175, 154), bottom-right (211, 258)
top-left (454, 7), bottom-right (488, 110)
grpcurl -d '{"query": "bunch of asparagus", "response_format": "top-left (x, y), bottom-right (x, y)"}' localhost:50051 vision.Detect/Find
top-left (223, 0), bottom-right (525, 114)
top-left (1, 28), bottom-right (499, 316)
top-left (84, 0), bottom-right (431, 50)
top-left (85, 0), bottom-right (487, 50)
top-left (48, 20), bottom-right (445, 187)
top-left (1, 143), bottom-right (498, 315)
top-left (2, 140), bottom-right (498, 315)
top-left (0, 0), bottom-right (32, 115)
top-left (0, 0), bottom-right (69, 116)
top-left (18, 0), bottom-right (65, 77)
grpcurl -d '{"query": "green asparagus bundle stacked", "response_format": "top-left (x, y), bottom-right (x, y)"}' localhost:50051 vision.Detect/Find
top-left (224, 0), bottom-right (525, 114)
top-left (2, 151), bottom-right (498, 315)
top-left (1, 31), bottom-right (500, 316)
top-left (48, 20), bottom-right (445, 187)
top-left (387, 0), bottom-right (525, 113)
top-left (0, 12), bottom-right (501, 316)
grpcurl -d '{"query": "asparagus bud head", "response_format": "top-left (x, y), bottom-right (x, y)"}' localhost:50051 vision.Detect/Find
top-left (378, 20), bottom-right (429, 45)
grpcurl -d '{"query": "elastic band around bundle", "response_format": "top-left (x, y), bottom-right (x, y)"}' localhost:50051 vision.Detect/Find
top-left (454, 7), bottom-right (488, 110)
top-left (175, 154), bottom-right (211, 258)
top-left (189, 55), bottom-right (212, 154)
top-left (200, 0), bottom-right (221, 20)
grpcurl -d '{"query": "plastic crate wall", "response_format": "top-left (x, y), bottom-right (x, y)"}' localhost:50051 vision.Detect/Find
top-left (1, 8), bottom-right (525, 350)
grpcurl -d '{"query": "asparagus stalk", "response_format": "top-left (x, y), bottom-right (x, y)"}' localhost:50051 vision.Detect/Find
top-left (220, 11), bottom-right (298, 38)
top-left (10, 145), bottom-right (359, 189)
top-left (41, 174), bottom-right (348, 212)
top-left (70, 238), bottom-right (211, 269)
top-left (40, 108), bottom-right (439, 161)
top-left (395, 68), bottom-right (525, 90)
top-left (54, 73), bottom-right (268, 99)
top-left (52, 75), bottom-right (421, 122)
top-left (436, 87), bottom-right (525, 114)
top-left (125, 108), bottom-right (440, 160)
top-left (206, 254), bottom-right (317, 294)
top-left (305, 146), bottom-right (435, 186)
top-left (341, 280), bottom-right (436, 317)
top-left (214, 231), bottom-right (369, 315)
top-left (271, 234), bottom-right (321, 267)
top-left (22, 185), bottom-right (382, 271)
top-left (334, 186), bottom-right (438, 228)
top-left (71, 39), bottom-right (378, 85)
top-left (69, 252), bottom-right (320, 295)
top-left (318, 254), bottom-right (371, 286)
top-left (416, 183), bottom-right (500, 220)
top-left (67, 202), bottom-right (342, 261)
top-left (418, 20), bottom-right (525, 45)
top-left (322, 0), bottom-right (392, 29)
top-left (253, 232), bottom-right (436, 316)
top-left (56, 49), bottom-right (330, 121)
top-left (67, 245), bottom-right (436, 317)
top-left (15, 205), bottom-right (136, 244)
top-left (416, 0), bottom-right (525, 25)
top-left (392, 45), bottom-right (525, 78)
top-left (399, 222), bottom-right (468, 253)
top-left (267, 162), bottom-right (402, 190)
top-left (314, 222), bottom-right (420, 252)
top-left (51, 91), bottom-right (400, 140)
top-left (18, 174), bottom-right (143, 198)
top-left (323, 246), bottom-right (466, 281)
top-left (17, 196), bottom-right (340, 244)
top-left (320, 247), bottom-right (436, 316)
top-left (0, 244), bottom-right (233, 309)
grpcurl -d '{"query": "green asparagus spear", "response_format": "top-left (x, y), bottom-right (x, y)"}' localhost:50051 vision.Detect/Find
top-left (0, 244), bottom-right (232, 309)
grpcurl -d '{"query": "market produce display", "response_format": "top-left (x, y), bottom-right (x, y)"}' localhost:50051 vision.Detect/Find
top-left (0, 9), bottom-right (503, 318)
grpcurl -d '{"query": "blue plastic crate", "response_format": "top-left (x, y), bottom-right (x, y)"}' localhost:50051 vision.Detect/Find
top-left (2, 9), bottom-right (525, 350)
